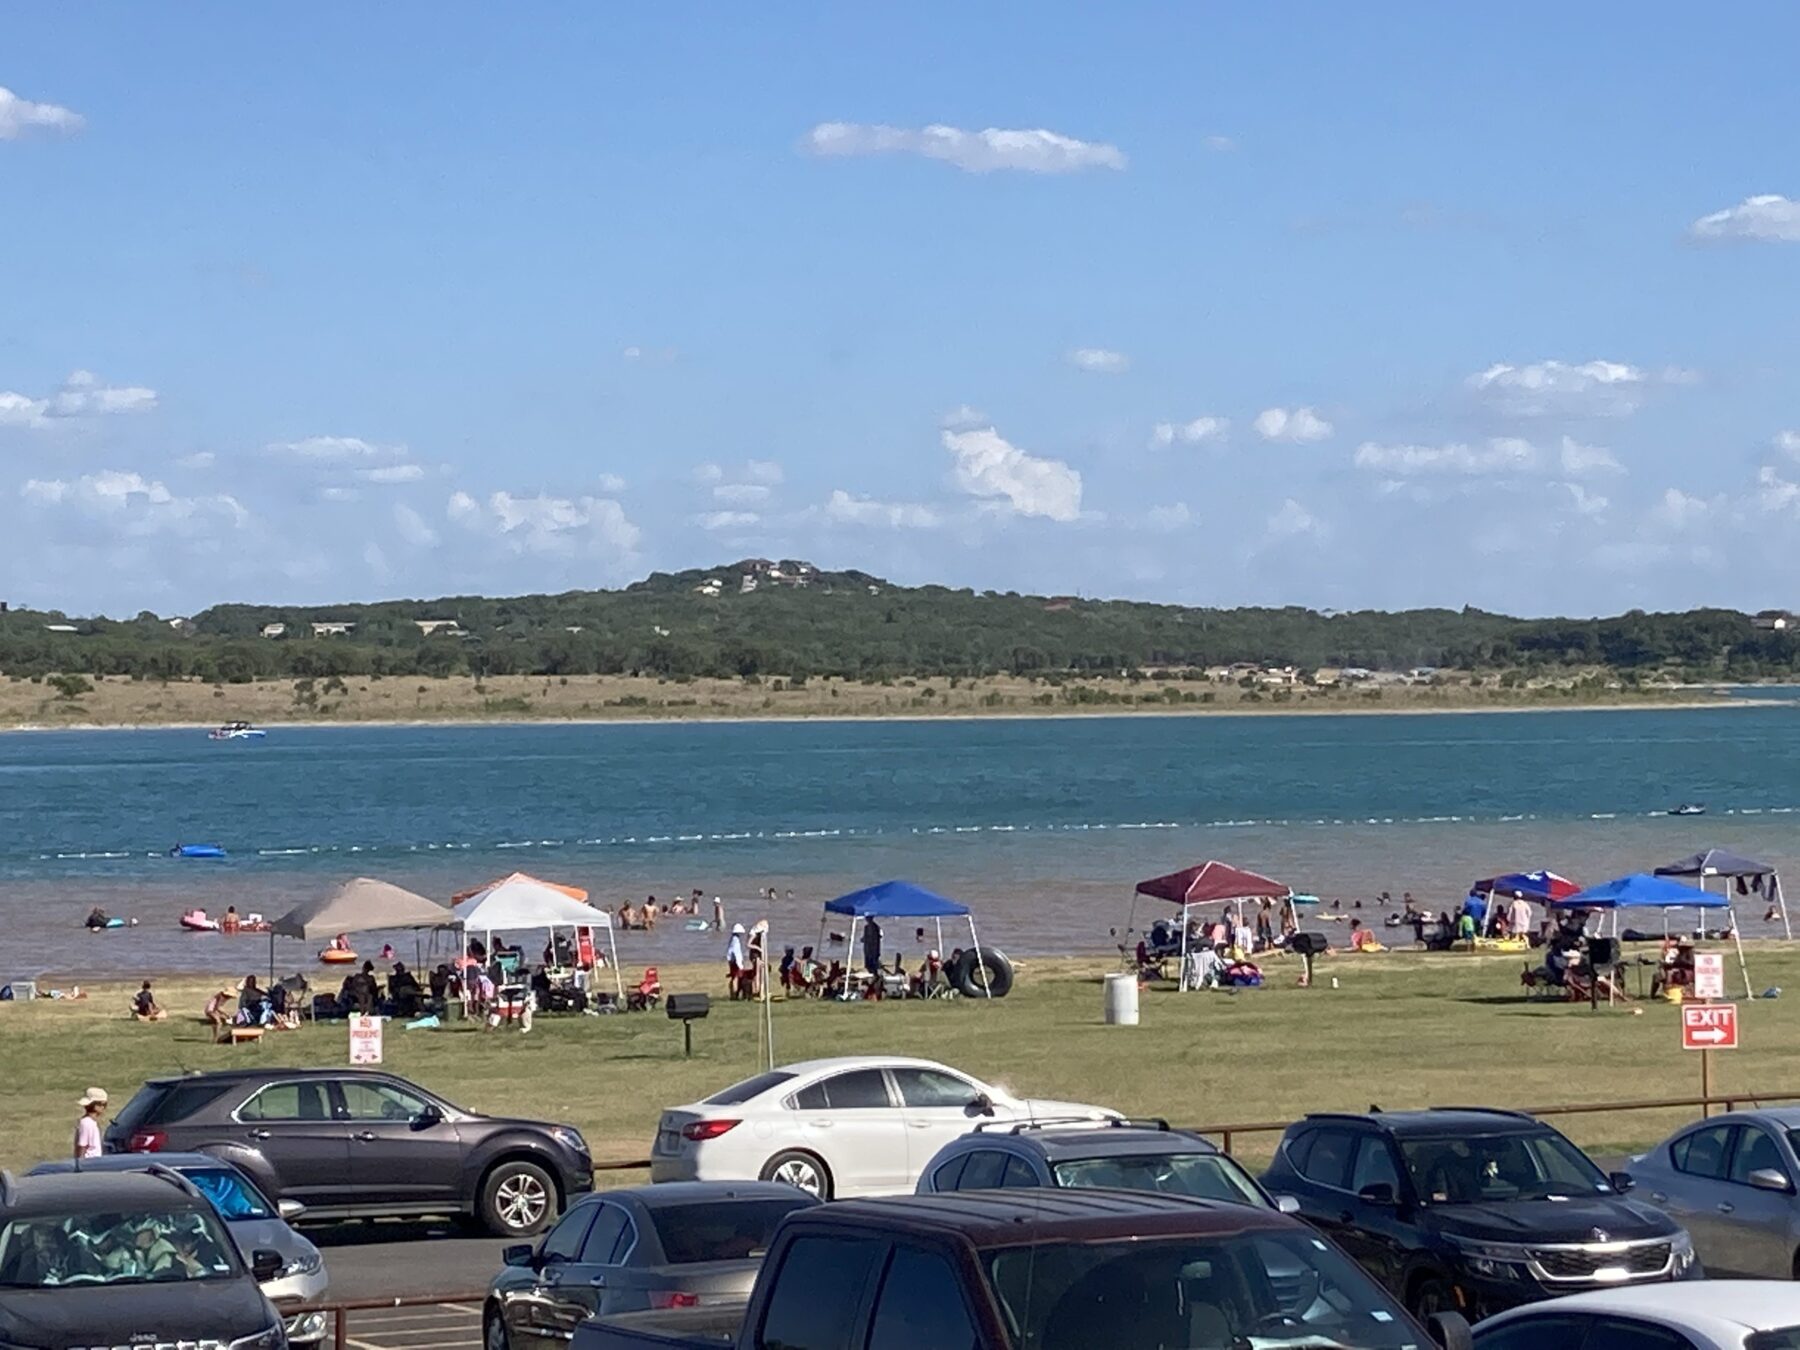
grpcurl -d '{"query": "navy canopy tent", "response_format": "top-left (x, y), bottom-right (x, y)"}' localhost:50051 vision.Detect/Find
top-left (1551, 873), bottom-right (1749, 996)
top-left (820, 880), bottom-right (994, 995)
top-left (1656, 848), bottom-right (1789, 939)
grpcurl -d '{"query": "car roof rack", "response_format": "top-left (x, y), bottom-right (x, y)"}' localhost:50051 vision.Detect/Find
top-left (975, 1115), bottom-right (1173, 1136)
top-left (1425, 1106), bottom-right (1537, 1121)
top-left (0, 1169), bottom-right (14, 1206)
top-left (143, 1163), bottom-right (203, 1198)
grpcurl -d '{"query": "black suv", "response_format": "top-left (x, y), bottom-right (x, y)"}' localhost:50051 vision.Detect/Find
top-left (107, 1068), bottom-right (593, 1237)
top-left (1260, 1108), bottom-right (1697, 1319)
top-left (0, 1166), bottom-right (286, 1350)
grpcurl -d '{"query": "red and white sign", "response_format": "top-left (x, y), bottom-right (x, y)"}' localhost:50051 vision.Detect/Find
top-left (1681, 1003), bottom-right (1738, 1051)
top-left (349, 1014), bottom-right (384, 1065)
top-left (1693, 953), bottom-right (1725, 1001)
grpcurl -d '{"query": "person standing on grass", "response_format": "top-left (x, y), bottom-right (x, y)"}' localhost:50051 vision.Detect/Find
top-left (74, 1087), bottom-right (107, 1163)
top-left (1508, 894), bottom-right (1533, 942)
top-left (862, 917), bottom-right (883, 977)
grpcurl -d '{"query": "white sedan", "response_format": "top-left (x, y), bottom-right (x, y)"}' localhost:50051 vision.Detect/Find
top-left (649, 1056), bottom-right (1117, 1199)
top-left (1473, 1282), bottom-right (1800, 1350)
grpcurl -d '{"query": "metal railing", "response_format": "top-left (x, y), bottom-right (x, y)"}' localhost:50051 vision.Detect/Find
top-left (309, 1293), bottom-right (487, 1350)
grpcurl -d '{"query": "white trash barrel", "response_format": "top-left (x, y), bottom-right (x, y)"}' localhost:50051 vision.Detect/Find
top-left (1103, 972), bottom-right (1140, 1026)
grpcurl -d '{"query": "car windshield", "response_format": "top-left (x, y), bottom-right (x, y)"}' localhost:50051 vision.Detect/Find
top-left (1398, 1131), bottom-right (1606, 1203)
top-left (650, 1198), bottom-right (814, 1264)
top-left (703, 1072), bottom-right (796, 1106)
top-left (181, 1167), bottom-right (275, 1221)
top-left (0, 1207), bottom-right (240, 1289)
top-left (1053, 1152), bottom-right (1270, 1207)
top-left (987, 1230), bottom-right (1420, 1350)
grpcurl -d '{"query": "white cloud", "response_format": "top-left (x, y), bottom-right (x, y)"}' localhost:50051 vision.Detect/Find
top-left (0, 85), bottom-right (84, 140)
top-left (1758, 466), bottom-right (1800, 513)
top-left (596, 472), bottom-right (627, 493)
top-left (363, 543), bottom-right (391, 578)
top-left (448, 489), bottom-right (640, 558)
top-left (620, 344), bottom-right (677, 364)
top-left (175, 451), bottom-right (215, 470)
top-left (940, 404), bottom-right (987, 430)
top-left (1204, 134), bottom-right (1237, 152)
top-left (712, 482), bottom-right (771, 505)
top-left (1253, 407), bottom-right (1333, 443)
top-left (21, 470), bottom-right (247, 535)
top-left (319, 486), bottom-right (359, 503)
top-left (941, 425), bottom-right (1082, 522)
top-left (1653, 488), bottom-right (1711, 529)
top-left (357, 463), bottom-right (426, 484)
top-left (1267, 498), bottom-right (1323, 539)
top-left (393, 503), bottom-right (438, 548)
top-left (1067, 347), bottom-right (1130, 374)
top-left (0, 371), bottom-right (158, 427)
top-left (271, 435), bottom-right (401, 461)
top-left (696, 510), bottom-right (760, 531)
top-left (692, 462), bottom-right (724, 484)
top-left (1354, 438), bottom-right (1539, 475)
top-left (1774, 431), bottom-right (1800, 461)
top-left (1561, 483), bottom-right (1609, 517)
top-left (744, 459), bottom-right (783, 485)
top-left (824, 489), bottom-right (940, 529)
top-left (1150, 416), bottom-right (1228, 447)
top-left (1689, 195), bottom-right (1800, 244)
top-left (1468, 360), bottom-right (1649, 417)
top-left (803, 121), bottom-right (1126, 174)
top-left (1559, 435), bottom-right (1623, 477)
top-left (1146, 502), bottom-right (1191, 531)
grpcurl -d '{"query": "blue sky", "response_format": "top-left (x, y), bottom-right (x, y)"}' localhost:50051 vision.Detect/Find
top-left (5, 3), bottom-right (1799, 617)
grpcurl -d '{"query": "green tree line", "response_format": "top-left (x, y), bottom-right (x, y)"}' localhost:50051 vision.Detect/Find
top-left (3, 564), bottom-right (1796, 682)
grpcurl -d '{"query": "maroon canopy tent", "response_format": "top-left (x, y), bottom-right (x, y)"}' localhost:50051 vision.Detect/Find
top-left (1133, 860), bottom-right (1291, 990)
top-left (1137, 861), bottom-right (1290, 905)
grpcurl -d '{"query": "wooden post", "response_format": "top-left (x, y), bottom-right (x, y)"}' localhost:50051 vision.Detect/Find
top-left (1701, 1048), bottom-right (1713, 1118)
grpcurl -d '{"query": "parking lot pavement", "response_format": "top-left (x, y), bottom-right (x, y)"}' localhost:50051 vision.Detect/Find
top-left (342, 1300), bottom-right (482, 1350)
top-left (307, 1217), bottom-right (508, 1303)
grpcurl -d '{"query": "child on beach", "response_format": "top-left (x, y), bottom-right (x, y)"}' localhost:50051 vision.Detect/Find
top-left (132, 980), bottom-right (166, 1022)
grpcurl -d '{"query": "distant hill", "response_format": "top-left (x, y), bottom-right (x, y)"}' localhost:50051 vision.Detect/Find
top-left (1, 560), bottom-right (1795, 682)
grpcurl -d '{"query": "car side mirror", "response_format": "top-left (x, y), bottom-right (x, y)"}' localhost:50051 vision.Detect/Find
top-left (503, 1243), bottom-right (536, 1268)
top-left (1428, 1311), bottom-right (1473, 1350)
top-left (413, 1104), bottom-right (443, 1129)
top-left (1608, 1171), bottom-right (1635, 1194)
top-left (971, 1093), bottom-right (995, 1117)
top-left (1275, 1194), bottom-right (1301, 1215)
top-left (1749, 1168), bottom-right (1793, 1193)
top-left (277, 1198), bottom-right (306, 1222)
top-left (1357, 1182), bottom-right (1397, 1207)
top-left (250, 1249), bottom-right (284, 1283)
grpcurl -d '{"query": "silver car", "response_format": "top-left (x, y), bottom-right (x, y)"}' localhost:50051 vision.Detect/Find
top-left (31, 1151), bottom-right (330, 1344)
top-left (1625, 1108), bottom-right (1800, 1278)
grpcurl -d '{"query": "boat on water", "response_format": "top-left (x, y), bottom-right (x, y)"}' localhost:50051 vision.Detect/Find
top-left (180, 908), bottom-right (220, 932)
top-left (169, 843), bottom-right (227, 859)
top-left (1670, 803), bottom-right (1708, 817)
top-left (209, 722), bottom-right (266, 741)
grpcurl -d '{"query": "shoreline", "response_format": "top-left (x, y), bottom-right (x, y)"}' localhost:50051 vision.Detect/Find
top-left (0, 696), bottom-right (1774, 735)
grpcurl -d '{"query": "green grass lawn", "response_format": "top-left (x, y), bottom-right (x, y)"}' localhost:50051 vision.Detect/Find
top-left (6, 947), bottom-right (1798, 1176)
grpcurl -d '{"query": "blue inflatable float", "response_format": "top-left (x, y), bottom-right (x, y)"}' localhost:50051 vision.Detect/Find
top-left (170, 843), bottom-right (227, 859)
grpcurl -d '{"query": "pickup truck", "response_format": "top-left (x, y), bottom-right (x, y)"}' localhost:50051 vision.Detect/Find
top-left (573, 1188), bottom-right (1474, 1350)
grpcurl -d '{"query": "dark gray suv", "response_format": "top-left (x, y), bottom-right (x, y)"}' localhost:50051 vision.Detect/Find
top-left (107, 1068), bottom-right (592, 1237)
top-left (0, 1167), bottom-right (286, 1350)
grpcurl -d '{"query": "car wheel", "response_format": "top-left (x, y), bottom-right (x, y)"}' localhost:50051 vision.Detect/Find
top-left (1408, 1274), bottom-right (1455, 1319)
top-left (480, 1160), bottom-right (558, 1236)
top-left (760, 1150), bottom-right (832, 1199)
top-left (483, 1305), bottom-right (511, 1350)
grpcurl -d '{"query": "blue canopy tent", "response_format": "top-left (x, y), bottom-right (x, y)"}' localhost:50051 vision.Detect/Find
top-left (1550, 873), bottom-right (1749, 997)
top-left (820, 880), bottom-right (994, 996)
top-left (1656, 848), bottom-right (1789, 940)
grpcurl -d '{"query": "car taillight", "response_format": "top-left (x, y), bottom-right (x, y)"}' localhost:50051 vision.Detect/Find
top-left (681, 1119), bottom-right (740, 1142)
top-left (127, 1130), bottom-right (167, 1153)
top-left (651, 1292), bottom-right (700, 1309)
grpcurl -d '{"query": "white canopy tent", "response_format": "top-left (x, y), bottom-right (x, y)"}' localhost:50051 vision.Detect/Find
top-left (451, 873), bottom-right (623, 999)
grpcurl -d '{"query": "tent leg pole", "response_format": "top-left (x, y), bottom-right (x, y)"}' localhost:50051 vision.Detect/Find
top-left (1731, 906), bottom-right (1752, 999)
top-left (611, 928), bottom-right (622, 1001)
top-left (1179, 905), bottom-right (1191, 992)
top-left (967, 917), bottom-right (990, 997)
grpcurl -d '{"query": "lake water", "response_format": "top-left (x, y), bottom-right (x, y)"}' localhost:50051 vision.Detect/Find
top-left (6, 705), bottom-right (1799, 980)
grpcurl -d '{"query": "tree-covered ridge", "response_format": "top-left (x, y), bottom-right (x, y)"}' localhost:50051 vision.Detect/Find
top-left (2, 561), bottom-right (1795, 682)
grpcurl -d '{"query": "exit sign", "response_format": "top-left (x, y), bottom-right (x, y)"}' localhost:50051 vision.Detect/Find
top-left (1682, 1003), bottom-right (1738, 1051)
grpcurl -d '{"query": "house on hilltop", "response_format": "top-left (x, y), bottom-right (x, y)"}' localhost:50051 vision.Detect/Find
top-left (311, 621), bottom-right (355, 638)
top-left (259, 622), bottom-right (287, 639)
top-left (1754, 610), bottom-right (1795, 631)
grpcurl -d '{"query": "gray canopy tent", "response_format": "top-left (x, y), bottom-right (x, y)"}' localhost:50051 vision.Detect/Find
top-left (266, 877), bottom-right (452, 980)
top-left (1655, 849), bottom-right (1789, 939)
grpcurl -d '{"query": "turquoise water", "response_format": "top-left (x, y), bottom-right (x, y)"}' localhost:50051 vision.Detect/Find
top-left (5, 706), bottom-right (1798, 978)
